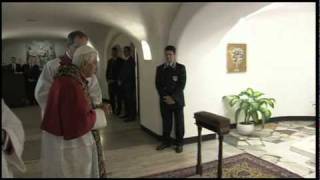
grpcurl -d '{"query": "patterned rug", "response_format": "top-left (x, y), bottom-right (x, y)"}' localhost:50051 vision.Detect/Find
top-left (142, 153), bottom-right (302, 178)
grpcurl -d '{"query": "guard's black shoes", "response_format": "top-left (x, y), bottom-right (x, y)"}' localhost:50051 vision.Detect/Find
top-left (156, 143), bottom-right (171, 151)
top-left (175, 146), bottom-right (183, 153)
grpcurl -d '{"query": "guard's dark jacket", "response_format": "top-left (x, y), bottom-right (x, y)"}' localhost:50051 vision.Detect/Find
top-left (6, 63), bottom-right (23, 73)
top-left (155, 62), bottom-right (186, 107)
top-left (118, 56), bottom-right (136, 89)
top-left (106, 57), bottom-right (124, 81)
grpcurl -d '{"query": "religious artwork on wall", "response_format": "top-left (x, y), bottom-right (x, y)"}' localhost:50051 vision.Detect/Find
top-left (227, 43), bottom-right (247, 73)
top-left (26, 40), bottom-right (56, 67)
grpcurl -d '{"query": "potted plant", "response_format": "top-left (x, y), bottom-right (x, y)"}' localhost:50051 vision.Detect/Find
top-left (223, 88), bottom-right (276, 135)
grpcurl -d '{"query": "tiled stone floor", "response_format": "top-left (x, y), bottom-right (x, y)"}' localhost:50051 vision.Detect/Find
top-left (8, 105), bottom-right (317, 178)
top-left (224, 121), bottom-right (316, 178)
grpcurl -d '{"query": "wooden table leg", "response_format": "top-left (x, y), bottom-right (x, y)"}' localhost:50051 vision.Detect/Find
top-left (218, 134), bottom-right (223, 178)
top-left (196, 125), bottom-right (202, 176)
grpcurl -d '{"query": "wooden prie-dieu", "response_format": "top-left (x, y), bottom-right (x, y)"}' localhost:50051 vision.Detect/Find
top-left (194, 111), bottom-right (231, 178)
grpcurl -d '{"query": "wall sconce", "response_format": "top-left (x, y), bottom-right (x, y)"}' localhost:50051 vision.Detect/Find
top-left (141, 40), bottom-right (152, 60)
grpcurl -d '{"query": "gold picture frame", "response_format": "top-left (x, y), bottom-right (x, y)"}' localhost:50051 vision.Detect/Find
top-left (227, 43), bottom-right (247, 73)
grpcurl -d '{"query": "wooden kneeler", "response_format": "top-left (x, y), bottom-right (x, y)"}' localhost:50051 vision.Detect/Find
top-left (194, 111), bottom-right (230, 178)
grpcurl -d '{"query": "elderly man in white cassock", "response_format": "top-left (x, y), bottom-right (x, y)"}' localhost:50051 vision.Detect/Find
top-left (35, 31), bottom-right (111, 178)
top-left (35, 30), bottom-right (107, 117)
top-left (40, 45), bottom-right (110, 178)
top-left (2, 99), bottom-right (26, 177)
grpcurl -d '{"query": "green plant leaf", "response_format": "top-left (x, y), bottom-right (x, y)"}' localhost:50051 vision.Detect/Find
top-left (251, 111), bottom-right (259, 122)
top-left (253, 91), bottom-right (264, 98)
top-left (267, 100), bottom-right (274, 108)
top-left (240, 100), bottom-right (250, 110)
top-left (251, 102), bottom-right (259, 110)
top-left (239, 91), bottom-right (247, 97)
top-left (224, 88), bottom-right (275, 128)
top-left (230, 99), bottom-right (239, 107)
top-left (265, 109), bottom-right (272, 118)
top-left (223, 95), bottom-right (237, 101)
top-left (259, 107), bottom-right (272, 119)
top-left (246, 88), bottom-right (254, 96)
top-left (269, 98), bottom-right (276, 103)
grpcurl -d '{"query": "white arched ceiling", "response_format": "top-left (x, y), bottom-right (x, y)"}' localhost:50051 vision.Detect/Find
top-left (2, 2), bottom-right (180, 41)
top-left (170, 2), bottom-right (271, 55)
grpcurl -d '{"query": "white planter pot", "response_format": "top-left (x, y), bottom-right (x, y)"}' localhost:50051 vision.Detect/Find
top-left (237, 123), bottom-right (255, 135)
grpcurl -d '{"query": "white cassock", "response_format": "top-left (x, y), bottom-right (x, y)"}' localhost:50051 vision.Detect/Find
top-left (34, 55), bottom-right (105, 178)
top-left (41, 110), bottom-right (106, 178)
top-left (2, 99), bottom-right (26, 178)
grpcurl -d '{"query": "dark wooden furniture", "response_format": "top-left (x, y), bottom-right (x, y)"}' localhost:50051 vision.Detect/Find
top-left (2, 70), bottom-right (26, 107)
top-left (194, 111), bottom-right (230, 178)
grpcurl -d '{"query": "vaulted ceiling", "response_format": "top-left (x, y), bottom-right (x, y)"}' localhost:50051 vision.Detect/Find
top-left (2, 3), bottom-right (181, 40)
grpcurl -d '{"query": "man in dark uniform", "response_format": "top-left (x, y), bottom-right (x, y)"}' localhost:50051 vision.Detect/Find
top-left (155, 45), bottom-right (186, 153)
top-left (106, 47), bottom-right (124, 115)
top-left (118, 46), bottom-right (136, 122)
top-left (6, 57), bottom-right (23, 74)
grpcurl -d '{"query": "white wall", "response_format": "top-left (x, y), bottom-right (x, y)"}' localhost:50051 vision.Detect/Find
top-left (80, 24), bottom-right (110, 101)
top-left (168, 3), bottom-right (315, 138)
top-left (132, 5), bottom-right (179, 135)
top-left (109, 34), bottom-right (132, 56)
top-left (2, 38), bottom-right (65, 65)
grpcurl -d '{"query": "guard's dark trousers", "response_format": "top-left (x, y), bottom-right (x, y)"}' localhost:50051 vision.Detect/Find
top-left (160, 102), bottom-right (185, 146)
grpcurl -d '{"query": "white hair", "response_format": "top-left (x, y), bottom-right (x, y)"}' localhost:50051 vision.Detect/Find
top-left (72, 45), bottom-right (98, 68)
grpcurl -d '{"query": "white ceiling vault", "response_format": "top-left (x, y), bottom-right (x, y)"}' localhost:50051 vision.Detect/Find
top-left (2, 2), bottom-right (181, 40)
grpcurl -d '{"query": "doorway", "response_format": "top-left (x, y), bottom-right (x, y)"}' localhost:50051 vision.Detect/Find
top-left (107, 39), bottom-right (141, 123)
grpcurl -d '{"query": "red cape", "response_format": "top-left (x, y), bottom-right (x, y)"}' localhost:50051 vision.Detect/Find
top-left (41, 75), bottom-right (96, 140)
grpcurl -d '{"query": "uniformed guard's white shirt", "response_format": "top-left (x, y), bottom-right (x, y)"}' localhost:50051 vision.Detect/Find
top-left (165, 61), bottom-right (176, 68)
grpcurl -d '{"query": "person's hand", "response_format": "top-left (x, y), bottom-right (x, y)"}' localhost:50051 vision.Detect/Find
top-left (99, 103), bottom-right (112, 115)
top-left (118, 81), bottom-right (122, 86)
top-left (163, 96), bottom-right (175, 105)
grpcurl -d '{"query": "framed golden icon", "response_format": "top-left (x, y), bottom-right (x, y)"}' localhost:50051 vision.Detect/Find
top-left (227, 43), bottom-right (247, 73)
